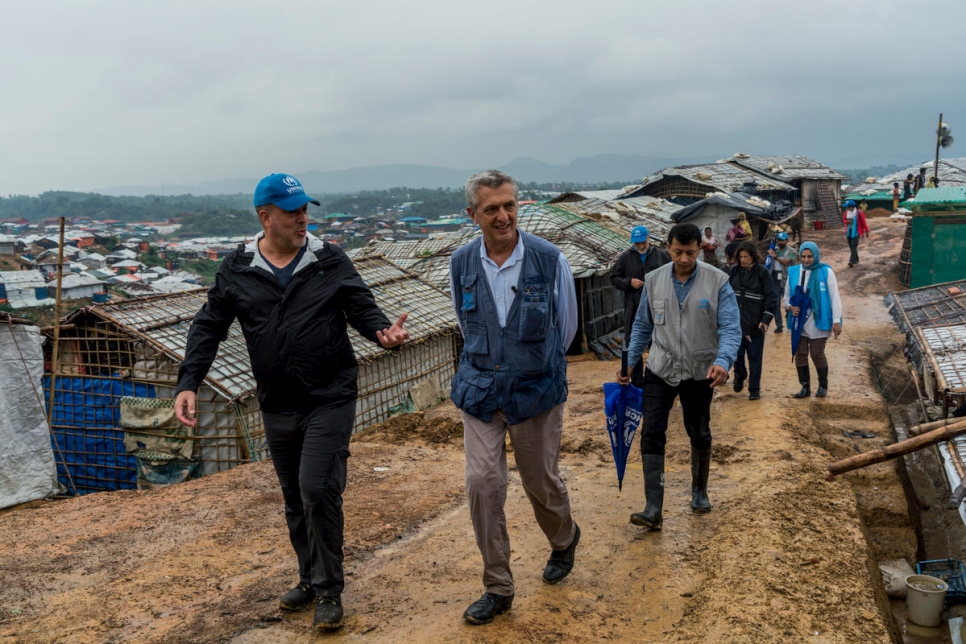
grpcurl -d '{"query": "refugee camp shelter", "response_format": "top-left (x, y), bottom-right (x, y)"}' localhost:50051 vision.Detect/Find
top-left (624, 162), bottom-right (796, 205)
top-left (0, 269), bottom-right (54, 309)
top-left (669, 191), bottom-right (774, 243)
top-left (901, 187), bottom-right (966, 288)
top-left (847, 158), bottom-right (966, 202)
top-left (0, 312), bottom-right (59, 509)
top-left (45, 261), bottom-right (458, 495)
top-left (728, 155), bottom-right (847, 228)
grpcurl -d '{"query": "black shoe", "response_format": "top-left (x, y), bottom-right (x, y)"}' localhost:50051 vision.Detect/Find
top-left (543, 524), bottom-right (580, 584)
top-left (279, 583), bottom-right (315, 611)
top-left (794, 385), bottom-right (811, 398)
top-left (733, 377), bottom-right (745, 393)
top-left (794, 366), bottom-right (810, 398)
top-left (815, 386), bottom-right (827, 398)
top-left (463, 592), bottom-right (513, 625)
top-left (816, 367), bottom-right (828, 398)
top-left (313, 596), bottom-right (344, 631)
top-left (691, 448), bottom-right (712, 513)
top-left (775, 327), bottom-right (784, 334)
top-left (748, 391), bottom-right (760, 401)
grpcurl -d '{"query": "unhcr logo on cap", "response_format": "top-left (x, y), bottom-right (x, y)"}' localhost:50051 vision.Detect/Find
top-left (254, 173), bottom-right (320, 210)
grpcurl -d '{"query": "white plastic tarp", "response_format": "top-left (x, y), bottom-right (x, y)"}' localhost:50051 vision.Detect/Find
top-left (0, 324), bottom-right (59, 508)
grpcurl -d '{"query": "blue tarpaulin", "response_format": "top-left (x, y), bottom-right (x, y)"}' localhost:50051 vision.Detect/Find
top-left (44, 376), bottom-right (156, 495)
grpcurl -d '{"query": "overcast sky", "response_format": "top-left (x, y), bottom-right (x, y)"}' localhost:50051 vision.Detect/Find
top-left (3, 0), bottom-right (964, 195)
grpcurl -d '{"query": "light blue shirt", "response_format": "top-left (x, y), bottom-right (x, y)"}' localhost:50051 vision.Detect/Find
top-left (449, 233), bottom-right (578, 350)
top-left (626, 264), bottom-right (741, 373)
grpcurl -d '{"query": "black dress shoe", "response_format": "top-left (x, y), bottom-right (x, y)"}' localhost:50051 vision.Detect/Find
top-left (463, 592), bottom-right (513, 625)
top-left (543, 524), bottom-right (580, 584)
top-left (279, 583), bottom-right (315, 611)
top-left (748, 391), bottom-right (760, 400)
top-left (733, 377), bottom-right (745, 393)
top-left (313, 596), bottom-right (344, 631)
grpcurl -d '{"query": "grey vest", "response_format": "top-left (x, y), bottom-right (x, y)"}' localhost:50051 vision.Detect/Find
top-left (645, 263), bottom-right (728, 385)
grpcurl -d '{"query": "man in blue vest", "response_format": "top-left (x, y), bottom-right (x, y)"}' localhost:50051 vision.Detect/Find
top-left (449, 170), bottom-right (580, 625)
top-left (618, 223), bottom-right (741, 531)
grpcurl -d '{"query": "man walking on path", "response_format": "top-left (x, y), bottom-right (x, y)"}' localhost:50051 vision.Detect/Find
top-left (767, 232), bottom-right (798, 333)
top-left (174, 173), bottom-right (409, 631)
top-left (610, 226), bottom-right (671, 387)
top-left (618, 223), bottom-right (741, 530)
top-left (449, 170), bottom-right (580, 625)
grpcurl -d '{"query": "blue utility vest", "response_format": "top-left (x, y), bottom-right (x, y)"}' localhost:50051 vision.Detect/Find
top-left (450, 231), bottom-right (568, 424)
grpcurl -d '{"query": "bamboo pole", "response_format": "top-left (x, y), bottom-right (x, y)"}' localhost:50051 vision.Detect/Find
top-left (45, 217), bottom-right (76, 495)
top-left (828, 417), bottom-right (966, 478)
top-left (909, 416), bottom-right (962, 436)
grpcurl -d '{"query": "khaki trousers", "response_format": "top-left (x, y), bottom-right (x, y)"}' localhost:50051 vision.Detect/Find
top-left (462, 403), bottom-right (576, 596)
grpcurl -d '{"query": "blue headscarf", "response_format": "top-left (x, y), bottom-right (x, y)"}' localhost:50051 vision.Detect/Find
top-left (798, 241), bottom-right (831, 324)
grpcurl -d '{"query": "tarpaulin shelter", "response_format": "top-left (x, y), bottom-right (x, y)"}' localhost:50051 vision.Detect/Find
top-left (0, 312), bottom-right (59, 508)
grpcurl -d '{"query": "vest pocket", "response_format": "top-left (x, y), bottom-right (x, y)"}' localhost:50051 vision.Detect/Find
top-left (463, 322), bottom-right (489, 355)
top-left (461, 273), bottom-right (478, 312)
top-left (652, 299), bottom-right (667, 325)
top-left (452, 366), bottom-right (495, 413)
top-left (518, 280), bottom-right (550, 341)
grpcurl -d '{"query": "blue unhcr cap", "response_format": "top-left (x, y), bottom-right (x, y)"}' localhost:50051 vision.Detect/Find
top-left (253, 173), bottom-right (321, 211)
top-left (776, 232), bottom-right (788, 240)
top-left (843, 199), bottom-right (856, 208)
top-left (630, 226), bottom-right (649, 243)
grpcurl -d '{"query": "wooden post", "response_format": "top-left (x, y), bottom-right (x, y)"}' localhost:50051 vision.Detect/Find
top-left (935, 112), bottom-right (943, 183)
top-left (828, 417), bottom-right (966, 478)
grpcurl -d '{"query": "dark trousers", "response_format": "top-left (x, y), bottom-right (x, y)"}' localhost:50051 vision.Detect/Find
top-left (772, 274), bottom-right (785, 329)
top-left (847, 235), bottom-right (860, 265)
top-left (734, 333), bottom-right (765, 393)
top-left (639, 368), bottom-right (714, 456)
top-left (262, 400), bottom-right (356, 598)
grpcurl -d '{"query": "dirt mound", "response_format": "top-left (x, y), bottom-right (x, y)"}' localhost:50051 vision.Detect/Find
top-left (866, 207), bottom-right (894, 218)
top-left (358, 410), bottom-right (463, 444)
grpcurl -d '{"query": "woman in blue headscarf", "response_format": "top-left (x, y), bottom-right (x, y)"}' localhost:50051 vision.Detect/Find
top-left (783, 241), bottom-right (843, 397)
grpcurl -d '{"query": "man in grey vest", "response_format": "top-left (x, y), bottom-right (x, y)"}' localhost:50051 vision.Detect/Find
top-left (449, 170), bottom-right (580, 625)
top-left (619, 223), bottom-right (741, 530)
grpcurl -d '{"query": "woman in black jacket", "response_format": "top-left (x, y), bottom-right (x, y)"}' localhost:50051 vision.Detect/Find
top-left (728, 241), bottom-right (778, 400)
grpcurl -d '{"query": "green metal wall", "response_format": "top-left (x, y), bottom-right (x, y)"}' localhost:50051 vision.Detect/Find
top-left (910, 214), bottom-right (966, 288)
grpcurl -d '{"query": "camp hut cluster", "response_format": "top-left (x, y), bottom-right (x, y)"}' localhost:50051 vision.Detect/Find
top-left (845, 158), bottom-right (966, 209)
top-left (353, 197), bottom-right (676, 358)
top-left (44, 264), bottom-right (459, 495)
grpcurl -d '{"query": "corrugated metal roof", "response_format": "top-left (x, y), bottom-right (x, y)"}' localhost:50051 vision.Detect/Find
top-left (641, 163), bottom-right (796, 192)
top-left (919, 324), bottom-right (966, 393)
top-left (728, 155), bottom-right (848, 181)
top-left (0, 270), bottom-right (45, 286)
top-left (901, 186), bottom-right (966, 206)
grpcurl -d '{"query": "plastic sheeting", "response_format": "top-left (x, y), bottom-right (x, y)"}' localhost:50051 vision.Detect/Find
top-left (0, 324), bottom-right (59, 509)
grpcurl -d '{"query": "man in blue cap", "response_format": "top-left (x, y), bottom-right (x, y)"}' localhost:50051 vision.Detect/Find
top-left (609, 225), bottom-right (671, 387)
top-left (767, 231), bottom-right (798, 333)
top-left (174, 173), bottom-right (409, 631)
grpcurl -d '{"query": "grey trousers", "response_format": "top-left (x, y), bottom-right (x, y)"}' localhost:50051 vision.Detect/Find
top-left (462, 403), bottom-right (576, 596)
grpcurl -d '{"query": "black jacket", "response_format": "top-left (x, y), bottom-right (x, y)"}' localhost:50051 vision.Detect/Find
top-left (727, 263), bottom-right (778, 338)
top-left (610, 245), bottom-right (671, 337)
top-left (176, 234), bottom-right (391, 413)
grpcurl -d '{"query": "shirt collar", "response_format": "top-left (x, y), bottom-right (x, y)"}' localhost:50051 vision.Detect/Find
top-left (479, 231), bottom-right (525, 268)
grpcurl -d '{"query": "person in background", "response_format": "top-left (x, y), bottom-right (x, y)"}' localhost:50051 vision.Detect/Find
top-left (701, 227), bottom-right (721, 267)
top-left (727, 241), bottom-right (777, 401)
top-left (927, 175), bottom-right (938, 188)
top-left (903, 174), bottom-right (914, 200)
top-left (914, 168), bottom-right (928, 195)
top-left (618, 223), bottom-right (741, 530)
top-left (892, 182), bottom-right (901, 212)
top-left (784, 241), bottom-right (842, 398)
top-left (450, 170), bottom-right (580, 625)
top-left (610, 226), bottom-right (671, 388)
top-left (767, 232), bottom-right (798, 333)
top-left (842, 199), bottom-right (870, 268)
top-left (726, 217), bottom-right (749, 243)
top-left (174, 173), bottom-right (410, 631)
top-left (724, 241), bottom-right (740, 268)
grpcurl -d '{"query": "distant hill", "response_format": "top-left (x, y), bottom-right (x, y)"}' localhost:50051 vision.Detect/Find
top-left (96, 154), bottom-right (721, 197)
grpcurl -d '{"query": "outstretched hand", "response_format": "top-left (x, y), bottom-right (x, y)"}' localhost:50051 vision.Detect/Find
top-left (706, 364), bottom-right (728, 388)
top-left (377, 312), bottom-right (410, 348)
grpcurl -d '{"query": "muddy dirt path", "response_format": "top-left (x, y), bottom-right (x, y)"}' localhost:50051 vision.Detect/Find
top-left (0, 218), bottom-right (912, 643)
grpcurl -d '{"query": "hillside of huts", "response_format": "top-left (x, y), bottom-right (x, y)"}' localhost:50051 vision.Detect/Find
top-left (6, 152), bottom-right (863, 504)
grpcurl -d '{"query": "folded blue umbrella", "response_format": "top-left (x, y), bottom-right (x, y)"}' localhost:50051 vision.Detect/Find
top-left (604, 351), bottom-right (643, 491)
top-left (788, 284), bottom-right (812, 360)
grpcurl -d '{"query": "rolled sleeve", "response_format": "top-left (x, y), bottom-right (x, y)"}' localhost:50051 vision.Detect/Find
top-left (714, 282), bottom-right (742, 371)
top-left (626, 283), bottom-right (654, 369)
